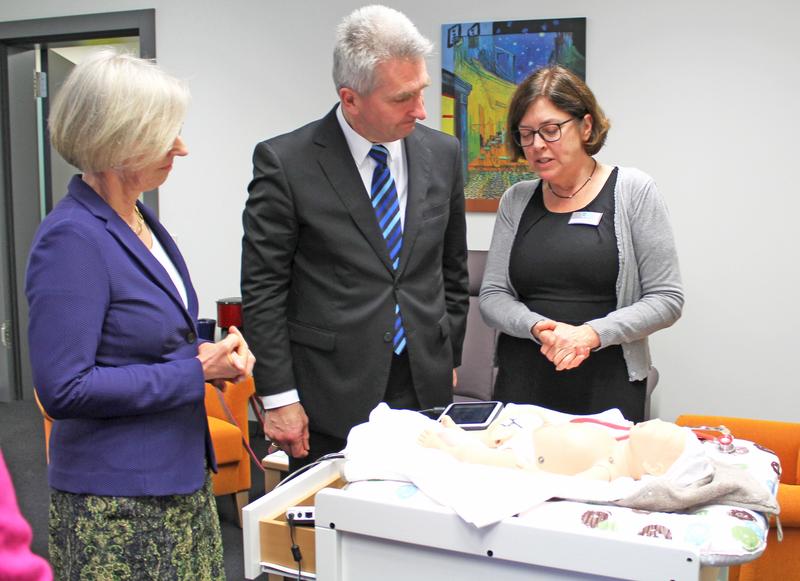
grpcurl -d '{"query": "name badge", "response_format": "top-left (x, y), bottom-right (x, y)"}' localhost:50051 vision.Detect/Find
top-left (569, 211), bottom-right (603, 226)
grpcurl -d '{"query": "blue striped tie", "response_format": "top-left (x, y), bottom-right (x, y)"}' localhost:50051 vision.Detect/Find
top-left (369, 144), bottom-right (405, 355)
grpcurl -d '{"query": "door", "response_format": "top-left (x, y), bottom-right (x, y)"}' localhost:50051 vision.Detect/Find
top-left (0, 94), bottom-right (17, 400)
top-left (2, 45), bottom-right (39, 401)
top-left (0, 10), bottom-right (155, 400)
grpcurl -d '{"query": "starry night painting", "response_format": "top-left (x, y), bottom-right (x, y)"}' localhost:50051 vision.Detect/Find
top-left (441, 18), bottom-right (586, 211)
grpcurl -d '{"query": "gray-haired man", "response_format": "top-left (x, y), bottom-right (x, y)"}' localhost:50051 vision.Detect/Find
top-left (242, 5), bottom-right (469, 471)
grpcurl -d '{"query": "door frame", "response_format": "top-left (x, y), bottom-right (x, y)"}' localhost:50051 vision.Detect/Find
top-left (0, 10), bottom-right (155, 400)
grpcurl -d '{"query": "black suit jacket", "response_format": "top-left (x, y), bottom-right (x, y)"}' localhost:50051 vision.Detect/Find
top-left (241, 106), bottom-right (469, 438)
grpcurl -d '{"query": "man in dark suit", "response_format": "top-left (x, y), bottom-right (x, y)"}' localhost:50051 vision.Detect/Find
top-left (241, 5), bottom-right (469, 470)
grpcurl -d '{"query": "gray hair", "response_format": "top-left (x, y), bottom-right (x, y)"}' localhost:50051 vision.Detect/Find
top-left (333, 5), bottom-right (433, 94)
top-left (49, 49), bottom-right (189, 172)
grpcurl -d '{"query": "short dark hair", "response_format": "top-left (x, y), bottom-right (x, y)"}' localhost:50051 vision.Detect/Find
top-left (506, 65), bottom-right (610, 160)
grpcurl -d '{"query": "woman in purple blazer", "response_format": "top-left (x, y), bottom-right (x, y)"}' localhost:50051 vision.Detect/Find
top-left (25, 50), bottom-right (254, 580)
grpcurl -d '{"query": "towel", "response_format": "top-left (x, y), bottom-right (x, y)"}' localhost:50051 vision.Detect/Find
top-left (343, 404), bottom-right (638, 526)
top-left (342, 404), bottom-right (779, 527)
top-left (615, 459), bottom-right (779, 515)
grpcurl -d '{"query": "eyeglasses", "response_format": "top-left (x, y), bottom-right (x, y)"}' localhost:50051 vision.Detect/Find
top-left (513, 118), bottom-right (576, 147)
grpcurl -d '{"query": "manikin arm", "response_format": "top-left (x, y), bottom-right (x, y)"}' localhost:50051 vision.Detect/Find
top-left (418, 426), bottom-right (525, 469)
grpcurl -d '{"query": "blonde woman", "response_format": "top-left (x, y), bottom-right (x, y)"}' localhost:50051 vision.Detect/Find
top-left (26, 50), bottom-right (253, 580)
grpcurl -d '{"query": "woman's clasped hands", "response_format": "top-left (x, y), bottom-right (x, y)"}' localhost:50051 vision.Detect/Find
top-left (532, 320), bottom-right (600, 371)
top-left (196, 326), bottom-right (256, 388)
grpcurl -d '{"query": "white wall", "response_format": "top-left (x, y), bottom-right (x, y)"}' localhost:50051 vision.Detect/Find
top-left (3, 0), bottom-right (799, 422)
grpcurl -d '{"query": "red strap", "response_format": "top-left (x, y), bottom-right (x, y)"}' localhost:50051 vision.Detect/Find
top-left (569, 417), bottom-right (631, 440)
top-left (569, 417), bottom-right (631, 431)
top-left (688, 426), bottom-right (734, 444)
top-left (213, 386), bottom-right (266, 473)
top-left (248, 394), bottom-right (266, 426)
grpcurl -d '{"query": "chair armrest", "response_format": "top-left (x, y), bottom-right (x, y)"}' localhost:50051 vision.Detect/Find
top-left (776, 483), bottom-right (800, 527)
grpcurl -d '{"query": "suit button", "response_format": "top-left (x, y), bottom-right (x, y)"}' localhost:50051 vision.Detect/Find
top-left (383, 332), bottom-right (392, 342)
top-left (186, 331), bottom-right (197, 343)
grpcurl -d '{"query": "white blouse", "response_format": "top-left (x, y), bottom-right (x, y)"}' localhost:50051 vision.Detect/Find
top-left (148, 233), bottom-right (188, 309)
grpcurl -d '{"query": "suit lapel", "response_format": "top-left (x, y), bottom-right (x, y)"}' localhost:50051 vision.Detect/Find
top-left (69, 177), bottom-right (196, 325)
top-left (398, 128), bottom-right (431, 277)
top-left (314, 108), bottom-right (395, 273)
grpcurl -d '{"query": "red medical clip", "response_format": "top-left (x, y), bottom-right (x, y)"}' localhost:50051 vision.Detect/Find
top-left (690, 425), bottom-right (735, 453)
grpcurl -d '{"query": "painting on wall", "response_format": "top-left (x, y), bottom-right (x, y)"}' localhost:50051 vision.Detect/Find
top-left (441, 18), bottom-right (586, 212)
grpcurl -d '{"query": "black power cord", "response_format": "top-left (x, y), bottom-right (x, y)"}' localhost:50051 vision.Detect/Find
top-left (287, 513), bottom-right (302, 581)
top-left (273, 453), bottom-right (347, 580)
top-left (275, 452), bottom-right (346, 489)
top-left (418, 406), bottom-right (447, 419)
top-left (278, 452), bottom-right (350, 580)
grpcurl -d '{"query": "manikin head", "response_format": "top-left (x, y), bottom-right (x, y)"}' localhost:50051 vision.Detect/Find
top-left (530, 418), bottom-right (708, 483)
top-left (623, 419), bottom-right (688, 479)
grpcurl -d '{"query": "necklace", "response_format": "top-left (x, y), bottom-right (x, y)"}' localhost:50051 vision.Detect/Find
top-left (546, 158), bottom-right (598, 200)
top-left (133, 206), bottom-right (147, 236)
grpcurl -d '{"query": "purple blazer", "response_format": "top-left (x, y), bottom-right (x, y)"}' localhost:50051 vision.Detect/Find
top-left (26, 175), bottom-right (214, 496)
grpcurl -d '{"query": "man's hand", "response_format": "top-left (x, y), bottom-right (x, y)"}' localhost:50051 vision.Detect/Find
top-left (265, 402), bottom-right (310, 458)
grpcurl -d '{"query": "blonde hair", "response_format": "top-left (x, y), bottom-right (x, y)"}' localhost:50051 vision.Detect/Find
top-left (49, 49), bottom-right (189, 172)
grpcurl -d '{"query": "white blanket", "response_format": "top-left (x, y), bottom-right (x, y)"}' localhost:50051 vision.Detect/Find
top-left (343, 404), bottom-right (644, 527)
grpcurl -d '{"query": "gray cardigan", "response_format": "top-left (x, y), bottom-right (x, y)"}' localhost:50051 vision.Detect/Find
top-left (479, 166), bottom-right (684, 381)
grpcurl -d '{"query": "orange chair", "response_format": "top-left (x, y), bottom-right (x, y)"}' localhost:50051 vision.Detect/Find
top-left (676, 414), bottom-right (800, 581)
top-left (33, 390), bottom-right (53, 464)
top-left (205, 377), bottom-right (256, 526)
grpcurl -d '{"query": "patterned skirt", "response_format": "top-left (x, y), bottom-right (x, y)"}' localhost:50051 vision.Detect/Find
top-left (49, 473), bottom-right (225, 581)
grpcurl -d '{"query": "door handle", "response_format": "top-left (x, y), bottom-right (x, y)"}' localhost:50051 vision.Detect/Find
top-left (0, 320), bottom-right (11, 348)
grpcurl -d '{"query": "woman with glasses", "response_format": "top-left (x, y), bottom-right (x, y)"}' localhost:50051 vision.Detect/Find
top-left (479, 65), bottom-right (683, 422)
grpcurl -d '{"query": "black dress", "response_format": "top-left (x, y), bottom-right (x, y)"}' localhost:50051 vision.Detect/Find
top-left (493, 168), bottom-right (646, 422)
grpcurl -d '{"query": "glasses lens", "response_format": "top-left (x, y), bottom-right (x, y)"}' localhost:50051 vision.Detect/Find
top-left (515, 129), bottom-right (531, 146)
top-left (539, 124), bottom-right (561, 142)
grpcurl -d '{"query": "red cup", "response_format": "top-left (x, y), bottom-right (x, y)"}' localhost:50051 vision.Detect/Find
top-left (216, 297), bottom-right (242, 331)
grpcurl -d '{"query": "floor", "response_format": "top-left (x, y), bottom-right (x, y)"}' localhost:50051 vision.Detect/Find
top-left (0, 398), bottom-right (270, 580)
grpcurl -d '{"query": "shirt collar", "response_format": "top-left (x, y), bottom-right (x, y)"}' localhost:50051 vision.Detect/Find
top-left (335, 104), bottom-right (403, 166)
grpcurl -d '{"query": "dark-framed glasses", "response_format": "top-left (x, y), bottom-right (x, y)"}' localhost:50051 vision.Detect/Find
top-left (513, 117), bottom-right (576, 147)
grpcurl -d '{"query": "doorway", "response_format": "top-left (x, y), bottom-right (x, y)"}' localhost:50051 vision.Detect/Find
top-left (0, 10), bottom-right (155, 401)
